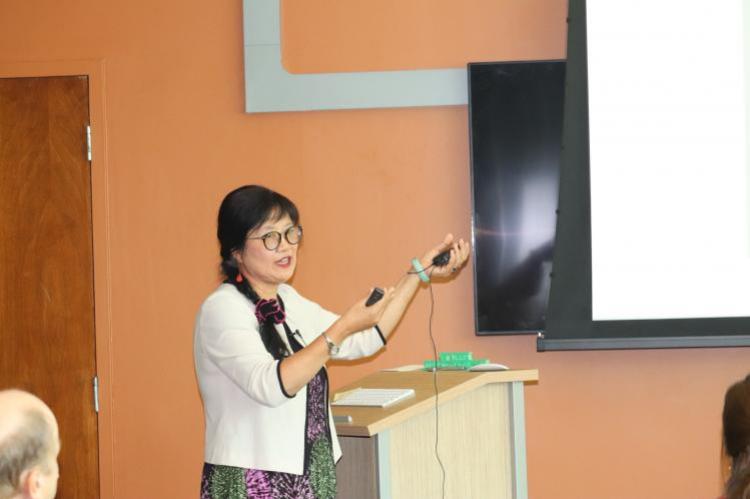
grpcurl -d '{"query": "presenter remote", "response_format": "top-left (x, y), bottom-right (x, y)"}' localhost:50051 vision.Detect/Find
top-left (365, 287), bottom-right (385, 307)
top-left (432, 250), bottom-right (451, 267)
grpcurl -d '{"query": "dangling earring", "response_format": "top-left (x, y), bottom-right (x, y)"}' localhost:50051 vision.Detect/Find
top-left (236, 273), bottom-right (244, 283)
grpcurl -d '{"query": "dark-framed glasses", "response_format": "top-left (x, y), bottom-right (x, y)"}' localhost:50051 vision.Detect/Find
top-left (247, 225), bottom-right (303, 251)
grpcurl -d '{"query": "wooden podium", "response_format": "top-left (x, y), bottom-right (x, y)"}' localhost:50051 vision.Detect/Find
top-left (332, 369), bottom-right (538, 499)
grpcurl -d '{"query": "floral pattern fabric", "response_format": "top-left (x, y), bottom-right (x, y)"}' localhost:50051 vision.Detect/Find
top-left (200, 368), bottom-right (336, 499)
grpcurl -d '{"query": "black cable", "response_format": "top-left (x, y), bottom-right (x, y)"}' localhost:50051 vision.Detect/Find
top-left (427, 271), bottom-right (447, 499)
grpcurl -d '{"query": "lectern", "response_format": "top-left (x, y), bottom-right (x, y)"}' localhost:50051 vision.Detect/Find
top-left (333, 369), bottom-right (538, 499)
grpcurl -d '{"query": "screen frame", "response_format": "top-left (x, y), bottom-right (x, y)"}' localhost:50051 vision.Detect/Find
top-left (537, 0), bottom-right (750, 351)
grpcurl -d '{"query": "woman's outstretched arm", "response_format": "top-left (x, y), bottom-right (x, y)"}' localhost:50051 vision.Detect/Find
top-left (377, 234), bottom-right (470, 337)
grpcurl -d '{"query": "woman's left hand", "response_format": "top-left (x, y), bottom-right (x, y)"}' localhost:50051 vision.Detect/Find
top-left (419, 234), bottom-right (471, 279)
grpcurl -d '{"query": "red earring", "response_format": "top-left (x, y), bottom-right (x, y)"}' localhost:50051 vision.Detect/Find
top-left (236, 273), bottom-right (243, 283)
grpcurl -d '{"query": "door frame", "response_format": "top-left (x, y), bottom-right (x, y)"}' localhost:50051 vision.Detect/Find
top-left (0, 60), bottom-right (115, 499)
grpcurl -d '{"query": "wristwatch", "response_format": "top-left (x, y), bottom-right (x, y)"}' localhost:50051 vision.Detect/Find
top-left (322, 332), bottom-right (340, 356)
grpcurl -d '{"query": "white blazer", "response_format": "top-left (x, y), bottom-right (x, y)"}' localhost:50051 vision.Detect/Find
top-left (194, 283), bottom-right (386, 474)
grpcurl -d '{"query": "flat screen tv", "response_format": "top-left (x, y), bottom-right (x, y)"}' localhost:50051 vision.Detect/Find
top-left (468, 60), bottom-right (566, 335)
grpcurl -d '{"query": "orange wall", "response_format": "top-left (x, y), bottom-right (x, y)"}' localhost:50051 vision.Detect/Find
top-left (1, 1), bottom-right (748, 498)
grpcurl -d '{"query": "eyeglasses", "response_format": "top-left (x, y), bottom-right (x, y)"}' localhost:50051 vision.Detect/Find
top-left (246, 225), bottom-right (303, 251)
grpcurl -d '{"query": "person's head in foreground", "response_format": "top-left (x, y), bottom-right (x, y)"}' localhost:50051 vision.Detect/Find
top-left (0, 390), bottom-right (60, 499)
top-left (723, 374), bottom-right (750, 499)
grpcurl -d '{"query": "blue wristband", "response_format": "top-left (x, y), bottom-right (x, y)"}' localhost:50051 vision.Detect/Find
top-left (411, 258), bottom-right (430, 283)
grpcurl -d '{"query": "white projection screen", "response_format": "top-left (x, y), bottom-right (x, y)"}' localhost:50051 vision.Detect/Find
top-left (588, 1), bottom-right (750, 321)
top-left (539, 0), bottom-right (750, 350)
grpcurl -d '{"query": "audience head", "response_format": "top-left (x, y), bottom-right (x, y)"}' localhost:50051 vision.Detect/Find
top-left (0, 390), bottom-right (60, 499)
top-left (723, 374), bottom-right (750, 499)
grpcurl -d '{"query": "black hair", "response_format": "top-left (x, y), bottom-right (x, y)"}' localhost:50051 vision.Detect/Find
top-left (723, 374), bottom-right (750, 499)
top-left (217, 185), bottom-right (300, 360)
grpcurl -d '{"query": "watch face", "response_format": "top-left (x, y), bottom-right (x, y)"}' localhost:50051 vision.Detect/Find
top-left (324, 334), bottom-right (339, 355)
top-left (328, 339), bottom-right (339, 355)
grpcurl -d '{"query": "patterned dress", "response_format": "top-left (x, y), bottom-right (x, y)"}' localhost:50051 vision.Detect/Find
top-left (200, 331), bottom-right (337, 499)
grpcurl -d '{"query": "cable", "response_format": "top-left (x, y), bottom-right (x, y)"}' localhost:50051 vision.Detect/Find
top-left (426, 271), bottom-right (447, 499)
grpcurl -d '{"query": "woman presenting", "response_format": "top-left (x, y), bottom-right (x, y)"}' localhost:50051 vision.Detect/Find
top-left (195, 185), bottom-right (469, 498)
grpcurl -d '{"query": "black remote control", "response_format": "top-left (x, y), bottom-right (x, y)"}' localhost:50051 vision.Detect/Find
top-left (365, 287), bottom-right (385, 307)
top-left (432, 250), bottom-right (451, 267)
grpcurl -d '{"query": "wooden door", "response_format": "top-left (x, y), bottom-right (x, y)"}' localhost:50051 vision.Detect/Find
top-left (0, 76), bottom-right (99, 498)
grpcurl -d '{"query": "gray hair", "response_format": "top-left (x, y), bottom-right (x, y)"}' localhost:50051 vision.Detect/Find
top-left (0, 409), bottom-right (53, 496)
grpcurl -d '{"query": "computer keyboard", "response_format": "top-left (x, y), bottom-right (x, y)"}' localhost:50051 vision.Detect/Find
top-left (331, 388), bottom-right (415, 408)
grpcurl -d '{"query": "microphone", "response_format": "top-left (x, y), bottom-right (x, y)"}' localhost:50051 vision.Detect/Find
top-left (292, 330), bottom-right (307, 347)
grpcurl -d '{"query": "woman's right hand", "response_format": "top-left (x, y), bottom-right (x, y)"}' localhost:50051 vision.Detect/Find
top-left (338, 287), bottom-right (395, 336)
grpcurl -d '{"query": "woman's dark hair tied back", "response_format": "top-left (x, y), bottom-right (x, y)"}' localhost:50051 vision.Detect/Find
top-left (233, 278), bottom-right (290, 360)
top-left (216, 185), bottom-right (299, 360)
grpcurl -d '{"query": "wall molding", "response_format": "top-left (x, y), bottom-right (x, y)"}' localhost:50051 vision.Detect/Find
top-left (243, 0), bottom-right (468, 113)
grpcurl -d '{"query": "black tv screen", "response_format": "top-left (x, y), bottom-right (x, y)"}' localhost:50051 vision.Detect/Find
top-left (468, 60), bottom-right (566, 335)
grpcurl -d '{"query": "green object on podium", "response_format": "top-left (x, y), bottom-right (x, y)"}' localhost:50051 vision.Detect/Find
top-left (423, 352), bottom-right (488, 370)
